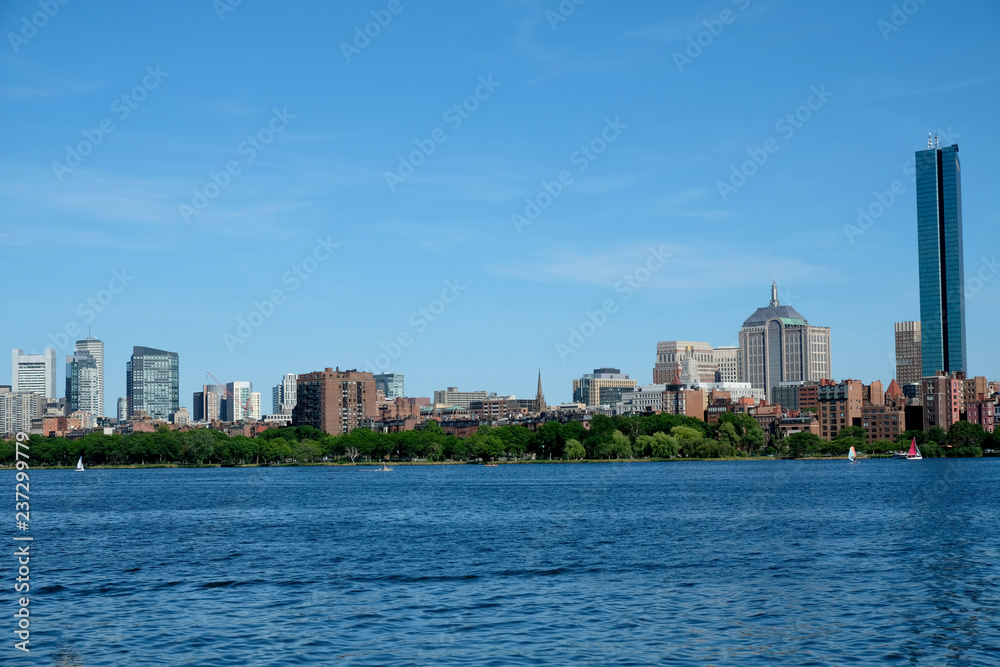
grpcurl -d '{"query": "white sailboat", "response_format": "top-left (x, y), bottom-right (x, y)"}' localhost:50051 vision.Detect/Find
top-left (76, 456), bottom-right (84, 472)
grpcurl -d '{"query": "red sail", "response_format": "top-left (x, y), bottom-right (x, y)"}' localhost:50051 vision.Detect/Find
top-left (908, 437), bottom-right (917, 457)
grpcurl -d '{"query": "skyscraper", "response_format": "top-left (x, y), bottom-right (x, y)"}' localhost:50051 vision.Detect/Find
top-left (12, 348), bottom-right (57, 400)
top-left (66, 350), bottom-right (101, 416)
top-left (894, 321), bottom-right (922, 384)
top-left (738, 282), bottom-right (832, 402)
top-left (126, 346), bottom-right (179, 421)
top-left (272, 373), bottom-right (297, 415)
top-left (374, 373), bottom-right (404, 401)
top-left (916, 137), bottom-right (966, 376)
top-left (293, 368), bottom-right (376, 436)
top-left (74, 335), bottom-right (105, 416)
top-left (225, 381), bottom-right (253, 422)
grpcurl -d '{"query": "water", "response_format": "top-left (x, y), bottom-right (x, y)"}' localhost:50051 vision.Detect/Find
top-left (11, 459), bottom-right (1000, 665)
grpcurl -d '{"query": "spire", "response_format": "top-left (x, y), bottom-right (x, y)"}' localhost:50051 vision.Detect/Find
top-left (770, 280), bottom-right (779, 307)
top-left (535, 369), bottom-right (546, 413)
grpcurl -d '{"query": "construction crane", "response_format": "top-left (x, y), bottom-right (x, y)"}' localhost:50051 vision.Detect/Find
top-left (206, 372), bottom-right (255, 424)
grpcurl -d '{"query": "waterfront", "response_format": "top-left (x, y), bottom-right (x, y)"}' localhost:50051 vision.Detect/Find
top-left (13, 459), bottom-right (1000, 665)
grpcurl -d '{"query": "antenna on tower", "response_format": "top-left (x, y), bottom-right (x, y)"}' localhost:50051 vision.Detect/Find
top-left (934, 133), bottom-right (940, 149)
top-left (927, 132), bottom-right (933, 148)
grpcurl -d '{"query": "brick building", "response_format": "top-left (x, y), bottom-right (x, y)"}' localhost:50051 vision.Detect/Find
top-left (293, 368), bottom-right (376, 436)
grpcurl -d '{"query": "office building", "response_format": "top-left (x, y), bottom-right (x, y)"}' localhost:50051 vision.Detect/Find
top-left (293, 368), bottom-right (376, 436)
top-left (714, 346), bottom-right (739, 383)
top-left (0, 389), bottom-right (40, 436)
top-left (374, 373), bottom-right (404, 401)
top-left (117, 397), bottom-right (128, 423)
top-left (74, 335), bottom-right (104, 416)
top-left (738, 282), bottom-right (832, 402)
top-left (916, 138), bottom-right (966, 376)
top-left (894, 322), bottom-right (922, 385)
top-left (572, 368), bottom-right (637, 406)
top-left (433, 387), bottom-right (491, 409)
top-left (12, 348), bottom-right (57, 400)
top-left (272, 373), bottom-right (297, 415)
top-left (66, 350), bottom-right (101, 417)
top-left (225, 381), bottom-right (253, 422)
top-left (653, 341), bottom-right (717, 384)
top-left (126, 346), bottom-right (179, 421)
top-left (193, 384), bottom-right (226, 422)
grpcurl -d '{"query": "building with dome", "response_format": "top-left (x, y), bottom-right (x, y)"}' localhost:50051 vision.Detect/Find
top-left (738, 282), bottom-right (832, 402)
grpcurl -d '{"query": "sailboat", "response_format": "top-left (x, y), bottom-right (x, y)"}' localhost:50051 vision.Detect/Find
top-left (906, 437), bottom-right (922, 460)
top-left (76, 456), bottom-right (84, 472)
top-left (848, 445), bottom-right (858, 464)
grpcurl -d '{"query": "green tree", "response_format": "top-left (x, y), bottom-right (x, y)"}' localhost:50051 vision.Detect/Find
top-left (294, 439), bottom-right (322, 463)
top-left (610, 430), bottom-right (633, 459)
top-left (715, 422), bottom-right (741, 449)
top-left (947, 422), bottom-right (986, 450)
top-left (670, 425), bottom-right (704, 457)
top-left (785, 432), bottom-right (821, 458)
top-left (650, 432), bottom-right (680, 458)
top-left (564, 438), bottom-right (586, 460)
top-left (836, 425), bottom-right (866, 440)
top-left (184, 430), bottom-right (216, 464)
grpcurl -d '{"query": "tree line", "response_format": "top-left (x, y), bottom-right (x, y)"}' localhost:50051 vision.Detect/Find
top-left (0, 413), bottom-right (994, 466)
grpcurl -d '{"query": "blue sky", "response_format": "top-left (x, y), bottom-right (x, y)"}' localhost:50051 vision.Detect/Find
top-left (1, 0), bottom-right (998, 413)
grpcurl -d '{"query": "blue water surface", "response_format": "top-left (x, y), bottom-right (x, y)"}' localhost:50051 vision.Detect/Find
top-left (8, 459), bottom-right (1000, 665)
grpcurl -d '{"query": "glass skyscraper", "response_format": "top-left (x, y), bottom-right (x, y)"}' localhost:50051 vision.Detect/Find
top-left (916, 140), bottom-right (966, 377)
top-left (126, 346), bottom-right (179, 420)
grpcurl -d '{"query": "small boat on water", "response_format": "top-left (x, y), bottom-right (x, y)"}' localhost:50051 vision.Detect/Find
top-left (375, 462), bottom-right (392, 472)
top-left (76, 456), bottom-right (84, 472)
top-left (484, 464), bottom-right (498, 467)
top-left (906, 437), bottom-right (922, 460)
top-left (848, 446), bottom-right (858, 464)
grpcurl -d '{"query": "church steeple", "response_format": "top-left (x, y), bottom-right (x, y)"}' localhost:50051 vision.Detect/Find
top-left (534, 369), bottom-right (546, 413)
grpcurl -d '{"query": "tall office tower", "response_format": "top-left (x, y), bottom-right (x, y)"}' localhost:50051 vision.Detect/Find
top-left (249, 392), bottom-right (261, 421)
top-left (0, 390), bottom-right (40, 436)
top-left (66, 350), bottom-right (101, 416)
top-left (894, 321), bottom-right (922, 384)
top-left (293, 368), bottom-right (376, 436)
top-left (916, 137), bottom-right (966, 376)
top-left (374, 372), bottom-right (405, 401)
top-left (74, 336), bottom-right (104, 416)
top-left (12, 348), bottom-right (57, 400)
top-left (272, 373), bottom-right (297, 414)
top-left (193, 384), bottom-right (226, 422)
top-left (738, 282), bottom-right (832, 403)
top-left (126, 346), bottom-right (179, 421)
top-left (225, 381), bottom-right (253, 421)
top-left (117, 397), bottom-right (128, 423)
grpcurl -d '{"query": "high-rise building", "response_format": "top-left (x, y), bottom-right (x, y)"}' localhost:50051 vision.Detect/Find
top-left (817, 379), bottom-right (864, 440)
top-left (916, 138), bottom-right (966, 376)
top-left (714, 346), bottom-right (739, 383)
top-left (12, 348), bottom-right (57, 400)
top-left (74, 336), bottom-right (104, 416)
top-left (66, 350), bottom-right (101, 417)
top-left (225, 381), bottom-right (253, 422)
top-left (272, 373), bottom-right (297, 414)
top-left (117, 397), bottom-right (128, 423)
top-left (572, 368), bottom-right (637, 406)
top-left (249, 392), bottom-right (261, 421)
top-left (292, 368), bottom-right (376, 436)
top-left (922, 371), bottom-right (963, 432)
top-left (0, 388), bottom-right (40, 436)
top-left (374, 373), bottom-right (404, 401)
top-left (193, 384), bottom-right (226, 422)
top-left (653, 341), bottom-right (717, 384)
top-left (738, 282), bottom-right (832, 403)
top-left (894, 321), bottom-right (922, 385)
top-left (126, 346), bottom-right (179, 421)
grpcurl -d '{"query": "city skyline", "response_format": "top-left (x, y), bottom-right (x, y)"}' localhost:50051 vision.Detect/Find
top-left (1, 1), bottom-right (998, 409)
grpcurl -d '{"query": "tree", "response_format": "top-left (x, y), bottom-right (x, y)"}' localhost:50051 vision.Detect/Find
top-left (295, 439), bottom-right (322, 463)
top-left (610, 430), bottom-right (633, 459)
top-left (836, 425), bottom-right (867, 440)
top-left (947, 422), bottom-right (986, 450)
top-left (471, 433), bottom-right (504, 462)
top-left (564, 439), bottom-right (586, 460)
top-left (785, 432), bottom-right (821, 458)
top-left (184, 430), bottom-right (216, 464)
top-left (670, 426), bottom-right (704, 457)
top-left (715, 422), bottom-right (741, 449)
top-left (650, 432), bottom-right (680, 459)
top-left (345, 446), bottom-right (359, 463)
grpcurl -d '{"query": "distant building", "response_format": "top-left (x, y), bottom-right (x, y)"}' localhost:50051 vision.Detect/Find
top-left (817, 379), bottom-right (864, 440)
top-left (618, 384), bottom-right (667, 413)
top-left (894, 322), bottom-right (922, 385)
top-left (171, 407), bottom-right (191, 427)
top-left (293, 368), bottom-right (376, 436)
top-left (738, 282), bottom-right (832, 402)
top-left (534, 370), bottom-right (546, 413)
top-left (272, 373), bottom-right (297, 415)
top-left (0, 390), bottom-right (40, 436)
top-left (193, 384), bottom-right (226, 422)
top-left (662, 385), bottom-right (705, 419)
top-left (117, 397), bottom-right (128, 423)
top-left (922, 372), bottom-right (963, 432)
top-left (714, 346), bottom-right (739, 383)
top-left (374, 373), bottom-right (404, 401)
top-left (225, 382), bottom-right (253, 422)
top-left (74, 336), bottom-right (105, 416)
top-left (916, 139), bottom-right (966, 376)
top-left (249, 392), bottom-right (261, 421)
top-left (653, 341), bottom-right (717, 384)
top-left (572, 368), bottom-right (637, 407)
top-left (966, 402), bottom-right (995, 434)
top-left (433, 387), bottom-right (491, 409)
top-left (126, 346), bottom-right (179, 421)
top-left (66, 350), bottom-right (101, 417)
top-left (12, 348), bottom-right (57, 401)
top-left (861, 404), bottom-right (905, 444)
